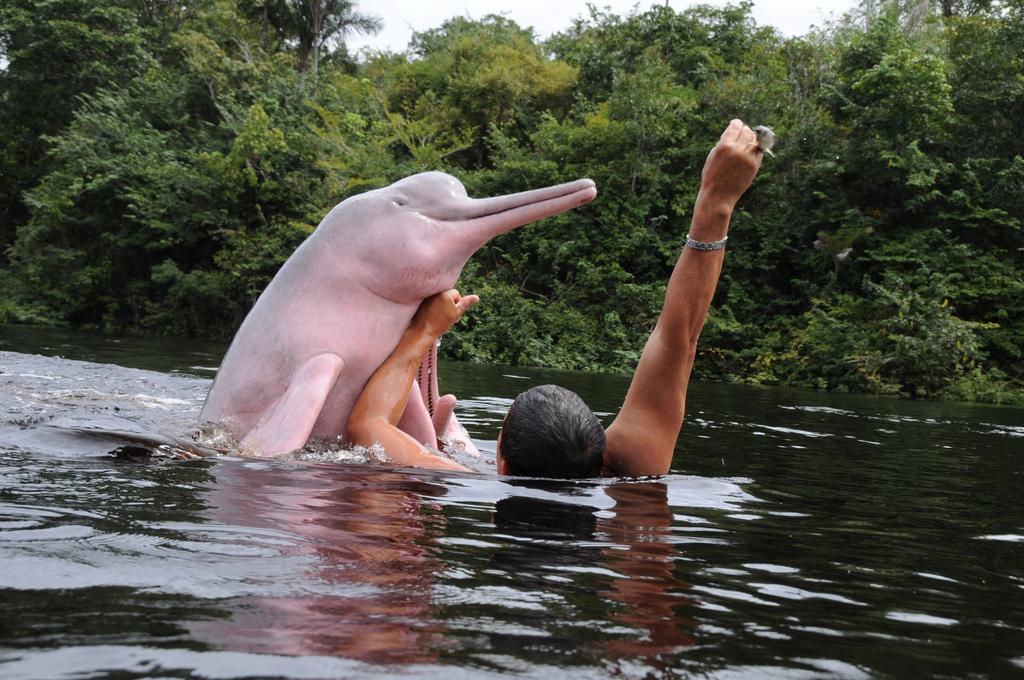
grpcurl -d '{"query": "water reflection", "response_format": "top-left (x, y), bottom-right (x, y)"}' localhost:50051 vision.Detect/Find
top-left (193, 461), bottom-right (447, 663)
top-left (487, 480), bottom-right (695, 661)
top-left (192, 462), bottom-right (700, 665)
top-left (599, 482), bottom-right (695, 657)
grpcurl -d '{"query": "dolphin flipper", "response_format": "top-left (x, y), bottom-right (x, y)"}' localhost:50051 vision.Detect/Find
top-left (241, 353), bottom-right (345, 456)
top-left (440, 412), bottom-right (481, 459)
top-left (431, 394), bottom-right (456, 436)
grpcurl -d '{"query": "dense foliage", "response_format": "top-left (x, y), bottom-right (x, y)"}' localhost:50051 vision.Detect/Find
top-left (1, 0), bottom-right (1021, 404)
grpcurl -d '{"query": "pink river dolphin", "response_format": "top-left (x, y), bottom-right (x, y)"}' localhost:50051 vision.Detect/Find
top-left (200, 171), bottom-right (597, 457)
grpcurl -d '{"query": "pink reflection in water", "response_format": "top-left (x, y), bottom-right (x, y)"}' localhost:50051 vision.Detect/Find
top-left (191, 461), bottom-right (446, 663)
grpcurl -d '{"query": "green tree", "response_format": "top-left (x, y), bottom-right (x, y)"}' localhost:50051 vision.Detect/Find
top-left (370, 16), bottom-right (578, 166)
top-left (0, 0), bottom-right (150, 258)
top-left (240, 0), bottom-right (380, 84)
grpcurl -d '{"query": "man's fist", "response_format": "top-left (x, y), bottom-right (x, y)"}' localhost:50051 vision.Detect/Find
top-left (699, 119), bottom-right (764, 211)
top-left (413, 289), bottom-right (480, 338)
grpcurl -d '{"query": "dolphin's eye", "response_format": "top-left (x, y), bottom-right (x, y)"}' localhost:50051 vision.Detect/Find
top-left (394, 197), bottom-right (408, 207)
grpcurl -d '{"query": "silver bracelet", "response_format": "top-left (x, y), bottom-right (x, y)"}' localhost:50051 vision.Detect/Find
top-left (685, 234), bottom-right (728, 251)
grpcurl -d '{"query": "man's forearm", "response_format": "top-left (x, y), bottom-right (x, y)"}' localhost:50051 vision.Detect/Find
top-left (351, 324), bottom-right (436, 428)
top-left (659, 196), bottom-right (732, 352)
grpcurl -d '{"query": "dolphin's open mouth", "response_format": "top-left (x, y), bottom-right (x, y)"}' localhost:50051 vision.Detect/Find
top-left (451, 179), bottom-right (597, 243)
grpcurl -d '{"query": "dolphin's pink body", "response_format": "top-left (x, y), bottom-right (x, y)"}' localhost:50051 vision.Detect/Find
top-left (201, 172), bottom-right (596, 456)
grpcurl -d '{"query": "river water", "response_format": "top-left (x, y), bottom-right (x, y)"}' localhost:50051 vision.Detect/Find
top-left (1, 324), bottom-right (1022, 678)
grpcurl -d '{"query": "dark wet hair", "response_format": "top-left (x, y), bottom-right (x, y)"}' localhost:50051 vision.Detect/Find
top-left (499, 384), bottom-right (605, 478)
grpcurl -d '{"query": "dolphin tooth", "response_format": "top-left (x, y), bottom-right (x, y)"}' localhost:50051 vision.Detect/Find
top-left (754, 125), bottom-right (776, 157)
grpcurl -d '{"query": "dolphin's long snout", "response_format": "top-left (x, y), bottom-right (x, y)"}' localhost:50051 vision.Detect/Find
top-left (453, 179), bottom-right (597, 245)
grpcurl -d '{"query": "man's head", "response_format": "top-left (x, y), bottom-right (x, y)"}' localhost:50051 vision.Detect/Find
top-left (495, 384), bottom-right (606, 478)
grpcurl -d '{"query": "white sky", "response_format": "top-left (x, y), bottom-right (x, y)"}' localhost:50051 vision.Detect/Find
top-left (347, 0), bottom-right (858, 54)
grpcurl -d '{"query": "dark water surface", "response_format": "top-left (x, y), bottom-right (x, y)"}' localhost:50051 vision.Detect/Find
top-left (1, 324), bottom-right (1022, 678)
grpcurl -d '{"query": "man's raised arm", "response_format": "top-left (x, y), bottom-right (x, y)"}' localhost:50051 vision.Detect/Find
top-left (603, 120), bottom-right (764, 477)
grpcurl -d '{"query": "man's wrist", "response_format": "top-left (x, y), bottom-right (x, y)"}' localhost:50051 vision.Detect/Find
top-left (689, 193), bottom-right (733, 240)
top-left (694, 190), bottom-right (735, 218)
top-left (408, 319), bottom-right (442, 345)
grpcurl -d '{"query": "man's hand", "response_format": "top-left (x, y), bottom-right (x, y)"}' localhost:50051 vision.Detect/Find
top-left (698, 119), bottom-right (764, 214)
top-left (412, 289), bottom-right (480, 339)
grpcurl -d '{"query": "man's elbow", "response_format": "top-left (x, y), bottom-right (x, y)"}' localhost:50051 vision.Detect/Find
top-left (652, 325), bottom-right (700, 361)
top-left (347, 418), bottom-right (376, 447)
